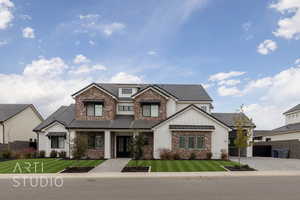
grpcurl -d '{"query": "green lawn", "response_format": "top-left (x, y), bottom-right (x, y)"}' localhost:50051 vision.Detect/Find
top-left (127, 160), bottom-right (237, 172)
top-left (0, 159), bottom-right (104, 174)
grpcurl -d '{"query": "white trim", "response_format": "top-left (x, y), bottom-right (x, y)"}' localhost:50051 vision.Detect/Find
top-left (169, 129), bottom-right (214, 132)
top-left (72, 83), bottom-right (117, 100)
top-left (152, 105), bottom-right (232, 131)
top-left (177, 101), bottom-right (213, 104)
top-left (41, 121), bottom-right (66, 132)
top-left (131, 87), bottom-right (171, 100)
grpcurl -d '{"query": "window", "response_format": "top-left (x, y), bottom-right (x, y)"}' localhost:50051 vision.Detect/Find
top-left (51, 136), bottom-right (65, 149)
top-left (142, 104), bottom-right (159, 117)
top-left (121, 88), bottom-right (133, 95)
top-left (87, 103), bottom-right (103, 117)
top-left (179, 136), bottom-right (186, 148)
top-left (118, 105), bottom-right (133, 111)
top-left (88, 135), bottom-right (104, 149)
top-left (196, 136), bottom-right (205, 149)
top-left (266, 138), bottom-right (271, 142)
top-left (200, 106), bottom-right (207, 112)
top-left (188, 136), bottom-right (195, 149)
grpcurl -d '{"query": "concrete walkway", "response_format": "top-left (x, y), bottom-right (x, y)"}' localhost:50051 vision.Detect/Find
top-left (231, 157), bottom-right (300, 171)
top-left (89, 158), bottom-right (131, 173)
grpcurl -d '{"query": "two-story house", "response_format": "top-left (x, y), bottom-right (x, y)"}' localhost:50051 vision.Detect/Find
top-left (34, 83), bottom-right (255, 159)
top-left (254, 104), bottom-right (300, 158)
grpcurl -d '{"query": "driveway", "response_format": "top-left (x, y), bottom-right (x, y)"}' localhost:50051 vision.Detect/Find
top-left (231, 157), bottom-right (300, 171)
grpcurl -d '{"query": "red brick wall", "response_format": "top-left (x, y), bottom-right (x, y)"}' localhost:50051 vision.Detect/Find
top-left (172, 131), bottom-right (212, 159)
top-left (134, 89), bottom-right (167, 120)
top-left (75, 86), bottom-right (116, 120)
top-left (77, 131), bottom-right (104, 159)
top-left (142, 132), bottom-right (154, 160)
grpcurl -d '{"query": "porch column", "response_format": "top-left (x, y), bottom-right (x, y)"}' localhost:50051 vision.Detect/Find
top-left (69, 130), bottom-right (76, 158)
top-left (104, 130), bottom-right (111, 159)
top-left (247, 128), bottom-right (253, 157)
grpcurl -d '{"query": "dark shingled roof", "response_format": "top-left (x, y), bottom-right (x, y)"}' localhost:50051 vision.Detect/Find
top-left (272, 122), bottom-right (300, 134)
top-left (169, 125), bottom-right (215, 130)
top-left (283, 104), bottom-right (300, 115)
top-left (95, 83), bottom-right (213, 101)
top-left (211, 113), bottom-right (256, 128)
top-left (33, 105), bottom-right (75, 131)
top-left (0, 104), bottom-right (31, 122)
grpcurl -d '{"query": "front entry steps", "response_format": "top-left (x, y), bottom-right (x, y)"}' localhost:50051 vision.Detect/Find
top-left (89, 158), bottom-right (131, 173)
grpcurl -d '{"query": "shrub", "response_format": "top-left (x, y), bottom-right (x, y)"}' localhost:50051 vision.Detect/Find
top-left (72, 135), bottom-right (88, 159)
top-left (159, 149), bottom-right (173, 160)
top-left (58, 151), bottom-right (67, 158)
top-left (206, 152), bottom-right (213, 160)
top-left (38, 150), bottom-right (46, 158)
top-left (190, 152), bottom-right (196, 160)
top-left (173, 151), bottom-right (181, 160)
top-left (221, 149), bottom-right (228, 160)
top-left (22, 148), bottom-right (36, 158)
top-left (50, 150), bottom-right (58, 158)
top-left (13, 152), bottom-right (22, 159)
top-left (1, 150), bottom-right (12, 159)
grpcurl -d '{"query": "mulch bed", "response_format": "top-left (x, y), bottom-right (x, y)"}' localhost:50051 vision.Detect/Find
top-left (61, 167), bottom-right (94, 173)
top-left (122, 166), bottom-right (150, 173)
top-left (224, 166), bottom-right (256, 171)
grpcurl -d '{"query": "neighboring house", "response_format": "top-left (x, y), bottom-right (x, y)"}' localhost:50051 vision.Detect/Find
top-left (0, 104), bottom-right (43, 144)
top-left (34, 83), bottom-right (255, 159)
top-left (254, 104), bottom-right (300, 158)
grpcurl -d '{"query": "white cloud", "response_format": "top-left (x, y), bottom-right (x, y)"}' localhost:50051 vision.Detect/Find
top-left (209, 71), bottom-right (246, 81)
top-left (78, 15), bottom-right (126, 36)
top-left (257, 40), bottom-right (277, 55)
top-left (22, 27), bottom-right (35, 39)
top-left (0, 0), bottom-right (14, 30)
top-left (218, 79), bottom-right (241, 86)
top-left (181, 0), bottom-right (208, 21)
top-left (0, 39), bottom-right (8, 46)
top-left (110, 72), bottom-right (143, 83)
top-left (217, 86), bottom-right (242, 96)
top-left (295, 58), bottom-right (300, 64)
top-left (244, 77), bottom-right (273, 92)
top-left (202, 83), bottom-right (212, 89)
top-left (271, 0), bottom-right (300, 39)
top-left (147, 51), bottom-right (157, 56)
top-left (23, 57), bottom-right (68, 78)
top-left (19, 14), bottom-right (31, 20)
top-left (102, 22), bottom-right (126, 36)
top-left (89, 40), bottom-right (95, 46)
top-left (70, 64), bottom-right (107, 75)
top-left (242, 21), bottom-right (252, 32)
top-left (73, 54), bottom-right (90, 64)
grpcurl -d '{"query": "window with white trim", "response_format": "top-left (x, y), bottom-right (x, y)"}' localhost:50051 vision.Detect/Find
top-left (179, 136), bottom-right (186, 148)
top-left (121, 88), bottom-right (133, 95)
top-left (118, 105), bottom-right (133, 111)
top-left (142, 104), bottom-right (159, 117)
top-left (196, 136), bottom-right (205, 149)
top-left (188, 136), bottom-right (195, 149)
top-left (51, 136), bottom-right (65, 149)
top-left (87, 103), bottom-right (103, 117)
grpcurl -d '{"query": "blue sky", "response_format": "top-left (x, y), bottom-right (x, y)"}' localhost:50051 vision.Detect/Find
top-left (0, 0), bottom-right (300, 129)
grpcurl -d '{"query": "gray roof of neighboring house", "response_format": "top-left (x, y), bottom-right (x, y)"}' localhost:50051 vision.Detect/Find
top-left (95, 83), bottom-right (213, 101)
top-left (283, 104), bottom-right (300, 115)
top-left (211, 113), bottom-right (256, 128)
top-left (253, 130), bottom-right (274, 137)
top-left (272, 122), bottom-right (300, 134)
top-left (0, 104), bottom-right (32, 122)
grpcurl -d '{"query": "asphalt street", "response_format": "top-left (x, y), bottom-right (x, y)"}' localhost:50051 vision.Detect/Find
top-left (1, 176), bottom-right (300, 200)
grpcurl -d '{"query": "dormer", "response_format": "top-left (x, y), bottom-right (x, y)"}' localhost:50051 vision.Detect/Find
top-left (284, 104), bottom-right (300, 125)
top-left (118, 87), bottom-right (138, 98)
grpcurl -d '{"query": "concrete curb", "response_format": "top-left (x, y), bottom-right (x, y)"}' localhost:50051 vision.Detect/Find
top-left (1, 171), bottom-right (300, 179)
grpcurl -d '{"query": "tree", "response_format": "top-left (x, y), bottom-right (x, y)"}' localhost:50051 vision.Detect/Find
top-left (72, 135), bottom-right (88, 160)
top-left (234, 105), bottom-right (253, 167)
top-left (129, 134), bottom-right (145, 167)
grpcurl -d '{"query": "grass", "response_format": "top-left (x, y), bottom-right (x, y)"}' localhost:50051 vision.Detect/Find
top-left (0, 159), bottom-right (104, 174)
top-left (127, 160), bottom-right (238, 172)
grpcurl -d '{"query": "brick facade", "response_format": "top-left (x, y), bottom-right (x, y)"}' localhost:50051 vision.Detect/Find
top-left (75, 86), bottom-right (116, 120)
top-left (133, 89), bottom-right (167, 120)
top-left (142, 132), bottom-right (154, 159)
top-left (172, 131), bottom-right (212, 159)
top-left (77, 131), bottom-right (104, 159)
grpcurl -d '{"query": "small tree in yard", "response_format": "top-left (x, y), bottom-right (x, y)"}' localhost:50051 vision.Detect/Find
top-left (129, 134), bottom-right (145, 167)
top-left (72, 135), bottom-right (88, 160)
top-left (234, 105), bottom-right (253, 167)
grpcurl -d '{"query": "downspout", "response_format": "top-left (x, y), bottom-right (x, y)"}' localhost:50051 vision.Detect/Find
top-left (0, 122), bottom-right (4, 144)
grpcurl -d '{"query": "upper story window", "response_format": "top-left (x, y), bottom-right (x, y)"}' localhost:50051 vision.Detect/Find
top-left (87, 103), bottom-right (103, 117)
top-left (142, 104), bottom-right (159, 117)
top-left (200, 106), bottom-right (207, 112)
top-left (118, 105), bottom-right (133, 112)
top-left (121, 88), bottom-right (133, 95)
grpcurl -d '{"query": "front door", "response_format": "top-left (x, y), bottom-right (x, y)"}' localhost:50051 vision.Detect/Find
top-left (116, 136), bottom-right (132, 158)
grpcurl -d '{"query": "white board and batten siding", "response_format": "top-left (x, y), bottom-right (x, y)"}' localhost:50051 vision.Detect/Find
top-left (153, 107), bottom-right (230, 159)
top-left (38, 122), bottom-right (70, 157)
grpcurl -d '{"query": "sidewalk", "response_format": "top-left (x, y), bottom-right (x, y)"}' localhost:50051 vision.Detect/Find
top-left (1, 171), bottom-right (300, 179)
top-left (89, 158), bottom-right (131, 173)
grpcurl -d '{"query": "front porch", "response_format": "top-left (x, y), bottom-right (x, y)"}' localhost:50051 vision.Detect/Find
top-left (70, 130), bottom-right (154, 159)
